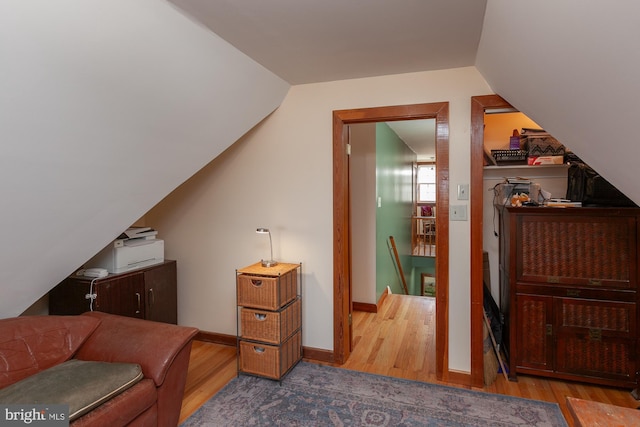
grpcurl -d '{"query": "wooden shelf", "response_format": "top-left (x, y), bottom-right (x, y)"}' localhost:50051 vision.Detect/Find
top-left (483, 164), bottom-right (569, 182)
top-left (483, 164), bottom-right (569, 171)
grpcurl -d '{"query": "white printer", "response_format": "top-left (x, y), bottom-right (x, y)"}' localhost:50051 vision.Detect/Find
top-left (85, 227), bottom-right (165, 274)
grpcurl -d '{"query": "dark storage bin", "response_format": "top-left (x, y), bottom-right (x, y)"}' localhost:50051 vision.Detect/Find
top-left (566, 163), bottom-right (636, 207)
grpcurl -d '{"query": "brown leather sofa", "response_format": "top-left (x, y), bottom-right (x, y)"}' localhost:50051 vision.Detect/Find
top-left (0, 311), bottom-right (198, 426)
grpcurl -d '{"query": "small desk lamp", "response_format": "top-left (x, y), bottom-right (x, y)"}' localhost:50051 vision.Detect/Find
top-left (256, 228), bottom-right (278, 267)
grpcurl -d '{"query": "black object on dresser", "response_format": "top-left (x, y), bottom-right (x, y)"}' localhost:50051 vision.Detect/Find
top-left (499, 207), bottom-right (640, 390)
top-left (49, 260), bottom-right (177, 324)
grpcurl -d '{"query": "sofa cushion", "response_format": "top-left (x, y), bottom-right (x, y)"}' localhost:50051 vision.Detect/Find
top-left (0, 359), bottom-right (143, 421)
top-left (69, 379), bottom-right (157, 427)
top-left (0, 315), bottom-right (101, 388)
top-left (77, 311), bottom-right (198, 387)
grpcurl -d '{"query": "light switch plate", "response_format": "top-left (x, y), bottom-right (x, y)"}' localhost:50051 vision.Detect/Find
top-left (450, 205), bottom-right (468, 221)
top-left (457, 184), bottom-right (469, 200)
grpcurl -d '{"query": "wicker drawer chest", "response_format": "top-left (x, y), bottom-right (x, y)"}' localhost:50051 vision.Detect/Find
top-left (499, 207), bottom-right (640, 390)
top-left (236, 262), bottom-right (302, 380)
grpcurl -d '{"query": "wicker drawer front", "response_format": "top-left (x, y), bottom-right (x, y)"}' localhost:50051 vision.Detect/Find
top-left (557, 298), bottom-right (635, 337)
top-left (237, 271), bottom-right (297, 310)
top-left (239, 330), bottom-right (302, 379)
top-left (555, 297), bottom-right (636, 384)
top-left (518, 216), bottom-right (635, 289)
top-left (240, 298), bottom-right (301, 344)
top-left (556, 335), bottom-right (634, 381)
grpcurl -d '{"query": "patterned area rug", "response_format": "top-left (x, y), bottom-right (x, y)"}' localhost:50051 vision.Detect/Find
top-left (182, 362), bottom-right (567, 426)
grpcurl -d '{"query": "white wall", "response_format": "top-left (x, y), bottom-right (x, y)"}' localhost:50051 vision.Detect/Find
top-left (350, 124), bottom-right (377, 304)
top-left (478, 0), bottom-right (640, 205)
top-left (147, 66), bottom-right (492, 372)
top-left (0, 0), bottom-right (289, 317)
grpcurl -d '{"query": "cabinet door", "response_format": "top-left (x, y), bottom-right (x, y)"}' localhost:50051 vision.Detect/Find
top-left (49, 277), bottom-right (94, 315)
top-left (516, 294), bottom-right (554, 372)
top-left (95, 274), bottom-right (145, 319)
top-left (144, 261), bottom-right (177, 324)
top-left (555, 297), bottom-right (636, 383)
top-left (517, 214), bottom-right (636, 289)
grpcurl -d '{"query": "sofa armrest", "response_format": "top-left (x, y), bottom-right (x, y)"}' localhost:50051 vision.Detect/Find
top-left (74, 312), bottom-right (198, 387)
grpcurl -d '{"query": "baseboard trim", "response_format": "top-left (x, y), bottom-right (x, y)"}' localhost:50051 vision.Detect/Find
top-left (302, 346), bottom-right (334, 363)
top-left (195, 331), bottom-right (335, 364)
top-left (446, 369), bottom-right (472, 387)
top-left (353, 288), bottom-right (390, 314)
top-left (378, 287), bottom-right (390, 307)
top-left (196, 331), bottom-right (236, 347)
top-left (353, 302), bottom-right (377, 313)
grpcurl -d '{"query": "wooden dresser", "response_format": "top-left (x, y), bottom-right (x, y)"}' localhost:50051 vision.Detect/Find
top-left (499, 207), bottom-right (640, 389)
top-left (49, 260), bottom-right (177, 324)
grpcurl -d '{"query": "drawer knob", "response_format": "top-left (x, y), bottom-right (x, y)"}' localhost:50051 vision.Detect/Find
top-left (253, 346), bottom-right (265, 353)
top-left (251, 279), bottom-right (263, 287)
top-left (255, 313), bottom-right (267, 321)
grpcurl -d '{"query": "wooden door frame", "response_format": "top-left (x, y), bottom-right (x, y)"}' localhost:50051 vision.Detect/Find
top-left (333, 102), bottom-right (450, 381)
top-left (470, 94), bottom-right (513, 387)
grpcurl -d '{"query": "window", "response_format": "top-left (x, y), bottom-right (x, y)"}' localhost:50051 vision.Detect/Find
top-left (417, 163), bottom-right (436, 202)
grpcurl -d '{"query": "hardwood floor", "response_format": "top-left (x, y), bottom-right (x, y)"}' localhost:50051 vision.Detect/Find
top-left (180, 294), bottom-right (639, 425)
top-left (179, 340), bottom-right (237, 424)
top-left (338, 293), bottom-right (437, 382)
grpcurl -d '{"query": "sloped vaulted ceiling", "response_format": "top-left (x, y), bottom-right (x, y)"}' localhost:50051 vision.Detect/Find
top-left (0, 0), bottom-right (289, 317)
top-left (169, 0), bottom-right (487, 84)
top-left (173, 0), bottom-right (640, 204)
top-left (476, 1), bottom-right (640, 204)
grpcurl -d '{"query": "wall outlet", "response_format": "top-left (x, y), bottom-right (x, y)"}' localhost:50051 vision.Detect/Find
top-left (450, 204), bottom-right (468, 221)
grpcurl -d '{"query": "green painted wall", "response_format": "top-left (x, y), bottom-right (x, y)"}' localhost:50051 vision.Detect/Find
top-left (375, 123), bottom-right (415, 299)
top-left (409, 255), bottom-right (436, 296)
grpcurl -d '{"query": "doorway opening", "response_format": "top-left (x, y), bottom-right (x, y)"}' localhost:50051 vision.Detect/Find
top-left (332, 102), bottom-right (449, 381)
top-left (349, 120), bottom-right (435, 299)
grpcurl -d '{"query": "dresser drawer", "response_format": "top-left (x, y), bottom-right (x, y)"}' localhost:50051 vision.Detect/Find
top-left (237, 270), bottom-right (297, 310)
top-left (556, 297), bottom-right (636, 339)
top-left (555, 297), bottom-right (636, 383)
top-left (240, 298), bottom-right (301, 344)
top-left (556, 334), bottom-right (636, 383)
top-left (517, 214), bottom-right (636, 290)
top-left (239, 330), bottom-right (301, 380)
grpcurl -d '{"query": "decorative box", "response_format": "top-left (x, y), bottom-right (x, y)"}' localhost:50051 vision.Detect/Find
top-left (523, 135), bottom-right (565, 157)
top-left (527, 155), bottom-right (564, 165)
